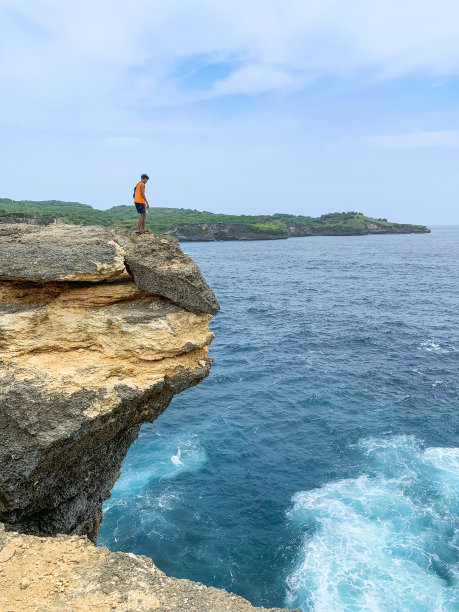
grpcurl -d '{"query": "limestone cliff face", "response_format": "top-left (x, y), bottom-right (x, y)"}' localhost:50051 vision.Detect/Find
top-left (170, 222), bottom-right (288, 241)
top-left (0, 224), bottom-right (219, 541)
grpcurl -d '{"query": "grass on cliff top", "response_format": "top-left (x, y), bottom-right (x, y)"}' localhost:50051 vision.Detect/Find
top-left (0, 198), bottom-right (428, 236)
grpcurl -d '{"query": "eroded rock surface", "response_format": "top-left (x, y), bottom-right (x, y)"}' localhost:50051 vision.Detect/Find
top-left (0, 224), bottom-right (126, 282)
top-left (123, 233), bottom-right (220, 315)
top-left (0, 224), bottom-right (220, 314)
top-left (0, 224), bottom-right (219, 540)
top-left (0, 527), bottom-right (294, 611)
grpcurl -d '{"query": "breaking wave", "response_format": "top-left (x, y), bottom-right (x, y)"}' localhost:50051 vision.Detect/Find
top-left (106, 431), bottom-right (207, 498)
top-left (285, 436), bottom-right (459, 611)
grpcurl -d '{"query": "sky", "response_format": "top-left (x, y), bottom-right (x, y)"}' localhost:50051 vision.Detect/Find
top-left (0, 1), bottom-right (458, 224)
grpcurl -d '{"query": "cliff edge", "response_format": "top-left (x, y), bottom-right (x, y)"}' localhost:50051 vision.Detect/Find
top-left (0, 224), bottom-right (219, 542)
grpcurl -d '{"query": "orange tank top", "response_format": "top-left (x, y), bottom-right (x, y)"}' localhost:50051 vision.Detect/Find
top-left (134, 181), bottom-right (145, 203)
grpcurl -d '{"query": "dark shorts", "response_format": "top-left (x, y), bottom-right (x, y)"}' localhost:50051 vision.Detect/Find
top-left (135, 202), bottom-right (146, 214)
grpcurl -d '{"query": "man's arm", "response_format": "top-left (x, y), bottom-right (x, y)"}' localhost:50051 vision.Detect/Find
top-left (140, 184), bottom-right (149, 208)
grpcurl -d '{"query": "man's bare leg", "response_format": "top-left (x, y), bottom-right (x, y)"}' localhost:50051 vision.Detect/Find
top-left (135, 213), bottom-right (145, 233)
top-left (141, 213), bottom-right (147, 232)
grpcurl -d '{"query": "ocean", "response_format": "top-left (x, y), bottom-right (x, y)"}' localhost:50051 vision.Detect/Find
top-left (98, 229), bottom-right (459, 611)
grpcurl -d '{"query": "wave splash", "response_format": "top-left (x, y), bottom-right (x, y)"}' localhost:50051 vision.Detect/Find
top-left (107, 432), bottom-right (207, 498)
top-left (285, 436), bottom-right (459, 611)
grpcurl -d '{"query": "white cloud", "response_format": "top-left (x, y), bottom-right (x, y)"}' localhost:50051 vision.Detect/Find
top-left (371, 131), bottom-right (459, 149)
top-left (213, 65), bottom-right (309, 96)
top-left (1, 0), bottom-right (459, 113)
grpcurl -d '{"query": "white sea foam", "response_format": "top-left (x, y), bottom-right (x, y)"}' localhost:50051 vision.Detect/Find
top-left (156, 488), bottom-right (181, 510)
top-left (418, 339), bottom-right (452, 353)
top-left (424, 446), bottom-right (459, 472)
top-left (111, 434), bottom-right (207, 495)
top-left (432, 380), bottom-right (449, 389)
top-left (171, 448), bottom-right (182, 467)
top-left (420, 339), bottom-right (442, 351)
top-left (285, 437), bottom-right (459, 611)
top-left (168, 440), bottom-right (207, 477)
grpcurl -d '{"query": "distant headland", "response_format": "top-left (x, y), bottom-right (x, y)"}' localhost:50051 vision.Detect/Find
top-left (0, 198), bottom-right (430, 240)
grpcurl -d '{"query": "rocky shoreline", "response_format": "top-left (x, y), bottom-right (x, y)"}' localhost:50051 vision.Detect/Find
top-left (171, 220), bottom-right (430, 241)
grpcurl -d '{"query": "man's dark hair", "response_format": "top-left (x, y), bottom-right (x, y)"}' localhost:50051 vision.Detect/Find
top-left (141, 174), bottom-right (149, 179)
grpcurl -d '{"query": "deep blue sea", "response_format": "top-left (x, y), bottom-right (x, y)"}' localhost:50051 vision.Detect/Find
top-left (99, 229), bottom-right (459, 611)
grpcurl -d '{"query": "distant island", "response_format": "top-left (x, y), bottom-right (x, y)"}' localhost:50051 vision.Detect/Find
top-left (0, 198), bottom-right (430, 240)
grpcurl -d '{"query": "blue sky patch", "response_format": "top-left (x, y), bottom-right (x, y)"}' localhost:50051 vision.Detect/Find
top-left (172, 53), bottom-right (242, 90)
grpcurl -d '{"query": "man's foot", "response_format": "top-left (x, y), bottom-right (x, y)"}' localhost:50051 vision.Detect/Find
top-left (134, 230), bottom-right (142, 234)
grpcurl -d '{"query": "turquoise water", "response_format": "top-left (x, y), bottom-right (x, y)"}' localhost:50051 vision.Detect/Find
top-left (99, 229), bottom-right (459, 611)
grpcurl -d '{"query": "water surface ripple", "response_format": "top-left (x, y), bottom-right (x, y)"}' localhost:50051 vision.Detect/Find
top-left (99, 230), bottom-right (459, 611)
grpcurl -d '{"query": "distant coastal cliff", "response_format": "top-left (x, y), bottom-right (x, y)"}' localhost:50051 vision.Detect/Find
top-left (0, 198), bottom-right (430, 240)
top-left (170, 216), bottom-right (430, 241)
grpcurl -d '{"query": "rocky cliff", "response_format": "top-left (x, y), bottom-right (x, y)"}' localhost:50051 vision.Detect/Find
top-left (170, 222), bottom-right (288, 241)
top-left (170, 218), bottom-right (430, 241)
top-left (286, 219), bottom-right (430, 237)
top-left (0, 224), bottom-right (218, 542)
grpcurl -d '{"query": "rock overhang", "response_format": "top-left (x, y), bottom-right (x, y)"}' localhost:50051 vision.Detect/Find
top-left (0, 223), bottom-right (219, 540)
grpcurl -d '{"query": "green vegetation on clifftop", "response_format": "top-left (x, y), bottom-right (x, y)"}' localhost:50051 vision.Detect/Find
top-left (0, 198), bottom-right (430, 239)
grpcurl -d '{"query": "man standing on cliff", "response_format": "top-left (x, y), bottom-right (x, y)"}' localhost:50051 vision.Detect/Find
top-left (133, 174), bottom-right (150, 234)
